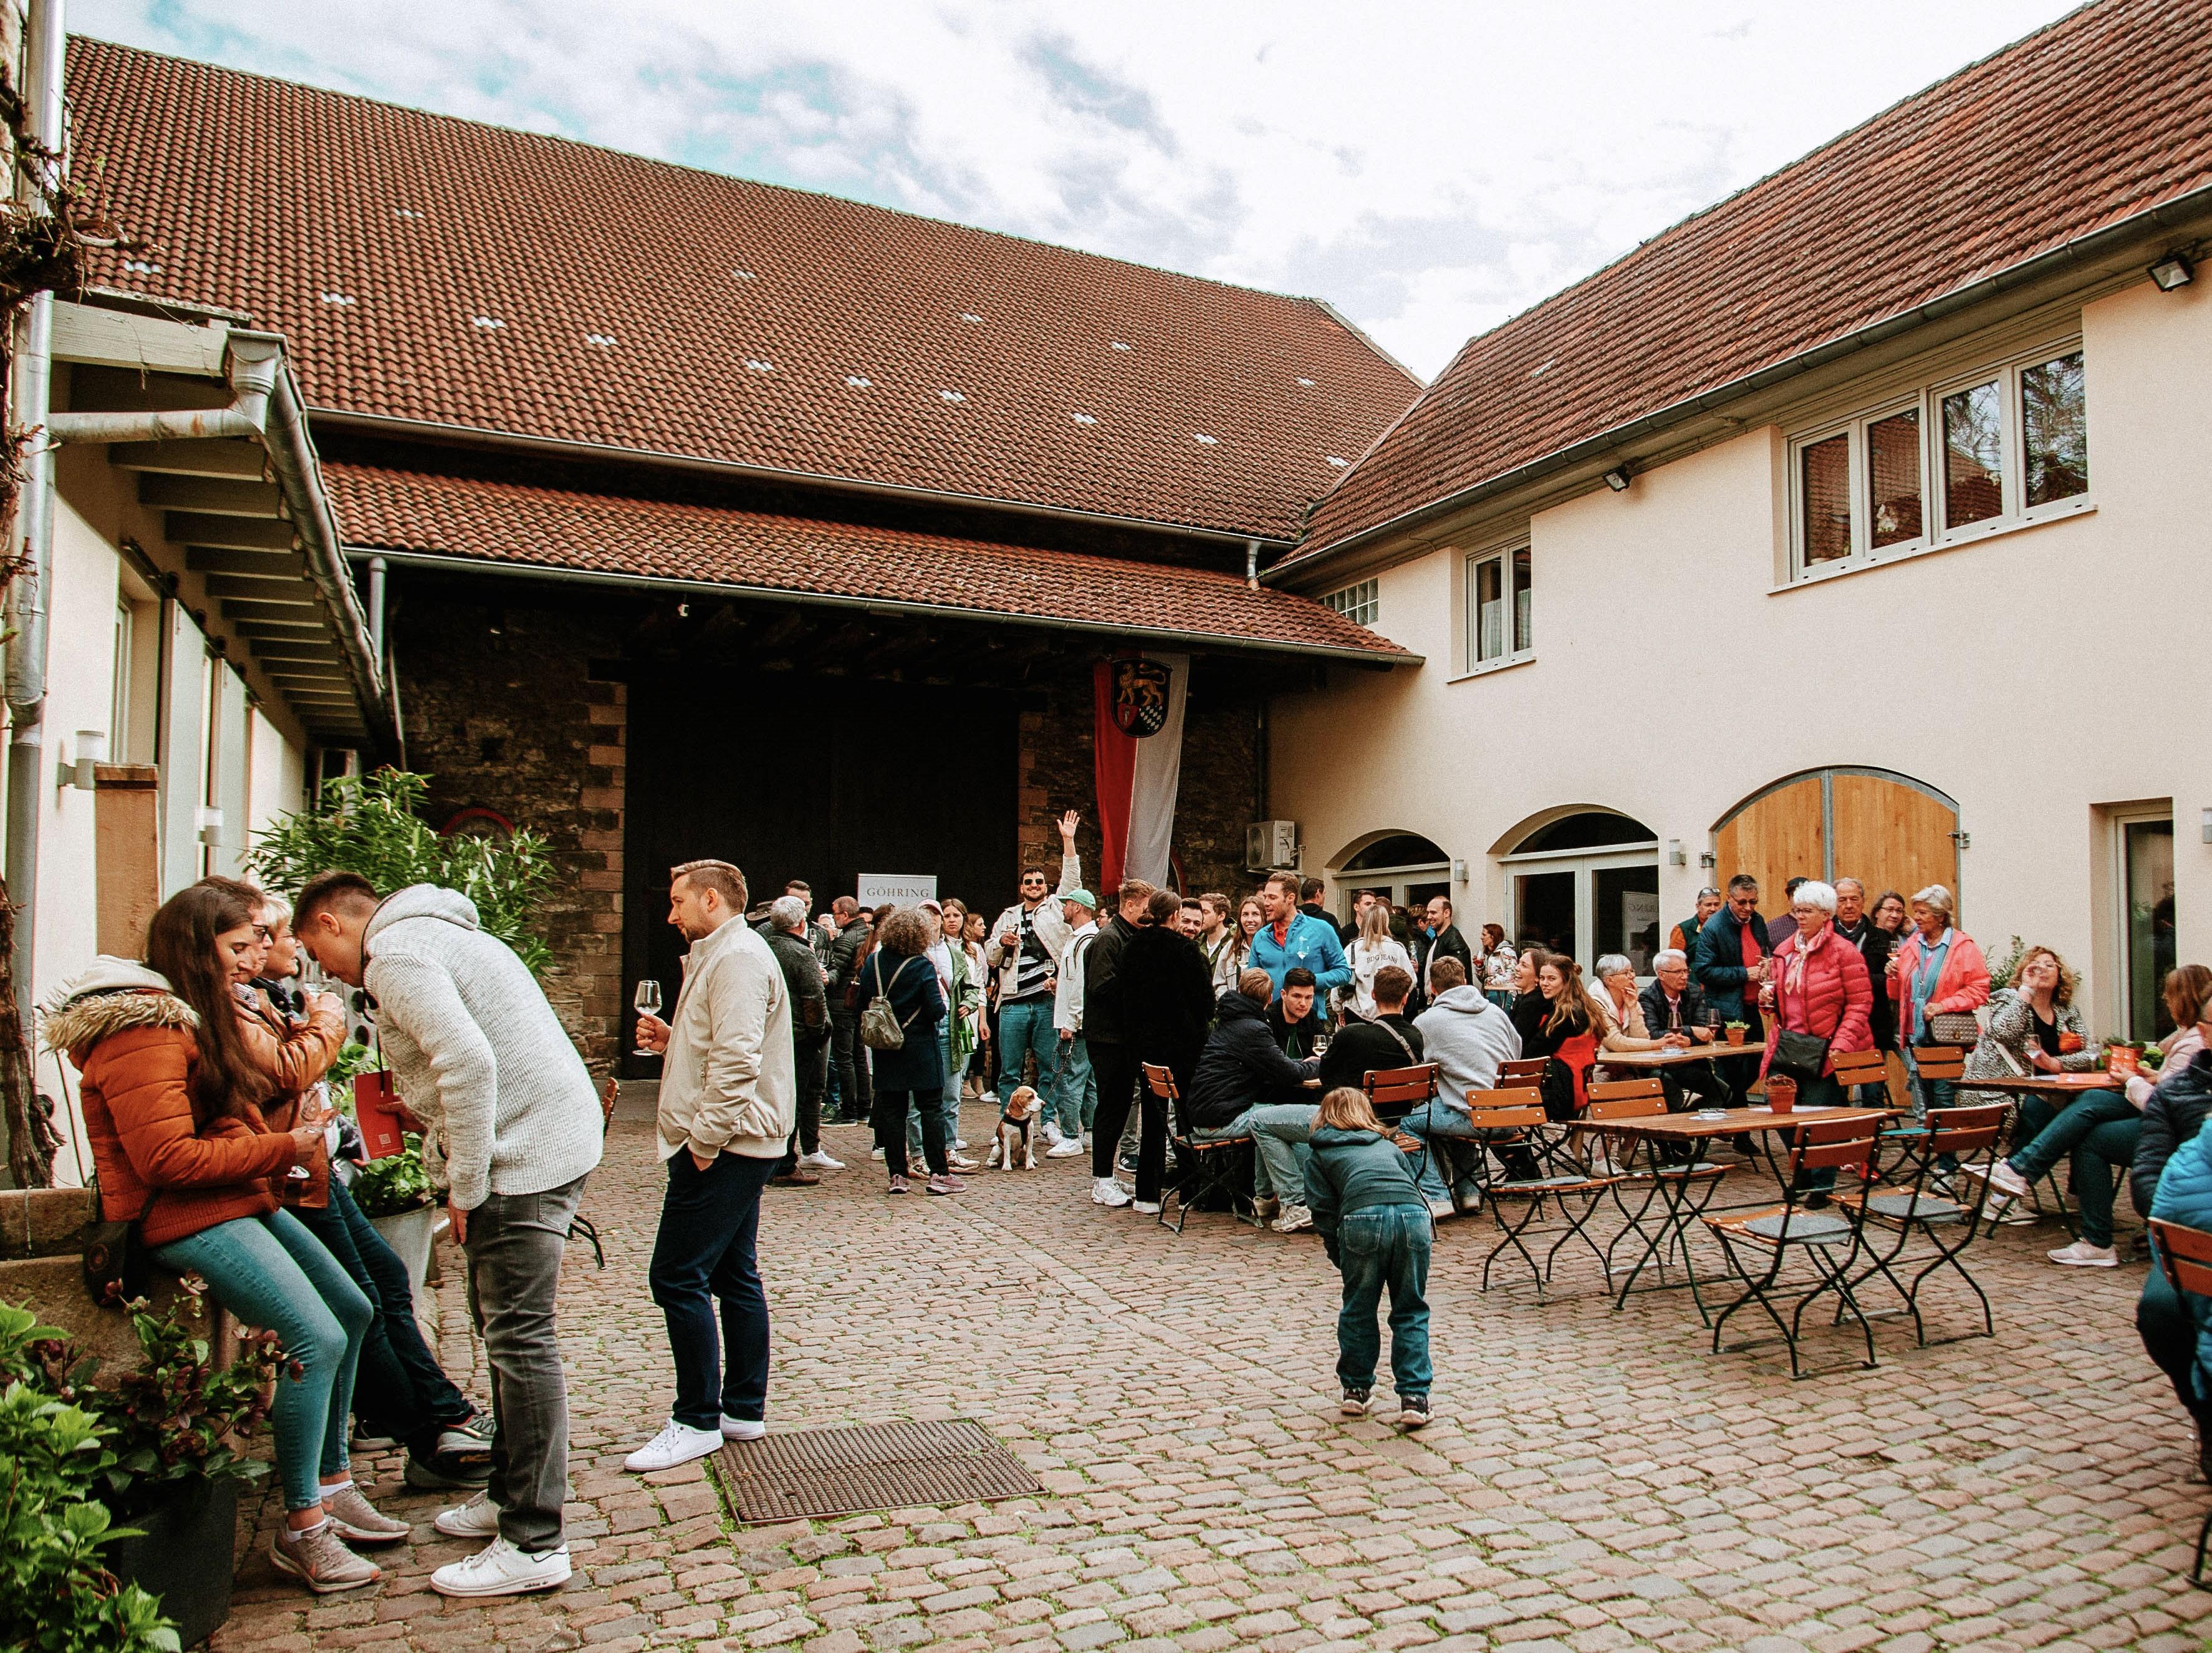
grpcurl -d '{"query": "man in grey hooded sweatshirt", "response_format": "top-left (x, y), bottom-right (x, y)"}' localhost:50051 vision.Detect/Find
top-left (296, 872), bottom-right (602, 1601)
top-left (1405, 957), bottom-right (1523, 1214)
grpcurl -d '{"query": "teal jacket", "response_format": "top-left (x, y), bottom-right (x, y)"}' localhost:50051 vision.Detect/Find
top-left (1304, 1125), bottom-right (1428, 1260)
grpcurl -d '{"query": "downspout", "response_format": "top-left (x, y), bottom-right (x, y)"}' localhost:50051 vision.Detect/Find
top-left (1244, 538), bottom-right (1259, 590)
top-left (46, 329), bottom-right (279, 446)
top-left (4, 0), bottom-right (66, 1048)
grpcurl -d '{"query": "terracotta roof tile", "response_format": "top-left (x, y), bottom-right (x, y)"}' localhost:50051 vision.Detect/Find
top-left (325, 463), bottom-right (1409, 661)
top-left (1294, 0), bottom-right (2212, 563)
top-left (66, 38), bottom-right (1420, 542)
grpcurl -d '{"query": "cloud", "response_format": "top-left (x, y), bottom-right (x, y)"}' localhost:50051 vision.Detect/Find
top-left (82, 0), bottom-right (2078, 378)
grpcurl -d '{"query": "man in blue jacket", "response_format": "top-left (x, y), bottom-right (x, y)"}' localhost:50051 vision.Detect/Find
top-left (1248, 871), bottom-right (1351, 1003)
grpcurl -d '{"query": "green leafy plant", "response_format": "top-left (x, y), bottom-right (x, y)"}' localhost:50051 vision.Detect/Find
top-left (1984, 935), bottom-right (2029, 992)
top-left (325, 1041), bottom-right (379, 1099)
top-left (248, 768), bottom-right (557, 973)
top-left (349, 1132), bottom-right (435, 1218)
top-left (0, 1304), bottom-right (180, 1653)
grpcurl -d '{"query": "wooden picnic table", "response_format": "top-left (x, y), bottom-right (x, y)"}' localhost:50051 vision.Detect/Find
top-left (1598, 1044), bottom-right (1766, 1069)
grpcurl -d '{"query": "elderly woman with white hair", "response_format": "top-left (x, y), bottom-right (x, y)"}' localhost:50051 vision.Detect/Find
top-left (1589, 954), bottom-right (1690, 1055)
top-left (1885, 882), bottom-right (1991, 1123)
top-left (1756, 880), bottom-right (1875, 1196)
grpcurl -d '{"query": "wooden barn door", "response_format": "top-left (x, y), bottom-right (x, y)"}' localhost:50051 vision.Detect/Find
top-left (1713, 769), bottom-right (1959, 918)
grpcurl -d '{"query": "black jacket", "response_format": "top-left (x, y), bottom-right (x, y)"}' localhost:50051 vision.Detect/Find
top-left (1317, 1014), bottom-right (1425, 1094)
top-left (1414, 923), bottom-right (1473, 996)
top-left (1116, 923), bottom-right (1216, 1075)
top-left (1081, 915), bottom-right (1142, 1046)
top-left (860, 949), bottom-right (945, 1092)
top-left (1188, 991), bottom-right (1319, 1131)
top-left (1834, 918), bottom-right (1897, 1049)
top-left (766, 928), bottom-right (829, 1041)
top-left (2135, 1050), bottom-right (2212, 1216)
top-left (1638, 979), bottom-right (1708, 1039)
top-left (1268, 999), bottom-right (1324, 1060)
top-left (1301, 900), bottom-right (1352, 944)
top-left (829, 917), bottom-right (872, 1001)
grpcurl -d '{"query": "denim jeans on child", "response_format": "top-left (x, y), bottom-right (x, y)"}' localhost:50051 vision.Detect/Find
top-left (154, 1209), bottom-right (372, 1512)
top-left (1334, 1204), bottom-right (1433, 1396)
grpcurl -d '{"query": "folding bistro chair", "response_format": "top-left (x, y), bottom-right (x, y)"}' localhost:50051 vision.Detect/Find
top-left (2148, 1219), bottom-right (2212, 1588)
top-left (1703, 1114), bottom-right (1882, 1377)
top-left (569, 1075), bottom-right (622, 1270)
top-left (1839, 1102), bottom-right (2005, 1347)
top-left (1147, 1062), bottom-right (1259, 1233)
top-left (1498, 1058), bottom-right (1551, 1090)
top-left (1587, 1079), bottom-right (1728, 1311)
top-left (1363, 1062), bottom-right (1441, 1185)
top-left (1466, 1091), bottom-right (1617, 1298)
top-left (1832, 1046), bottom-right (1920, 1178)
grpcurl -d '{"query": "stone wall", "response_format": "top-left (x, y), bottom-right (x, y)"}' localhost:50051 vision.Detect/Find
top-left (390, 589), bottom-right (627, 1077)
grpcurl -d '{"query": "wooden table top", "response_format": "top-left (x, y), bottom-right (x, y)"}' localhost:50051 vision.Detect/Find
top-left (1567, 1106), bottom-right (1888, 1139)
top-left (1952, 1071), bottom-right (2115, 1096)
top-left (1599, 1044), bottom-right (1766, 1067)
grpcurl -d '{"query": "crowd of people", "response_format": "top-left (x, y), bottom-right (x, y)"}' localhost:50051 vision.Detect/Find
top-left (46, 823), bottom-right (2212, 1593)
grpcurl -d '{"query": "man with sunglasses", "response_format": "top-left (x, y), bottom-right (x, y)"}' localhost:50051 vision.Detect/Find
top-left (984, 811), bottom-right (1084, 1140)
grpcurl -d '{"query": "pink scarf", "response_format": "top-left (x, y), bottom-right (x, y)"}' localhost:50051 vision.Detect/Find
top-left (1783, 922), bottom-right (1829, 998)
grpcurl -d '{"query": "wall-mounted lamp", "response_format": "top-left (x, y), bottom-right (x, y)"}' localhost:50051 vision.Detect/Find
top-left (1451, 858), bottom-right (1468, 884)
top-left (2150, 252), bottom-right (2196, 292)
top-left (1601, 466), bottom-right (1632, 492)
top-left (196, 806), bottom-right (225, 846)
top-left (1667, 839), bottom-right (1686, 867)
top-left (59, 730), bottom-right (108, 791)
top-left (2201, 805), bottom-right (2211, 845)
top-left (1698, 849), bottom-right (1718, 869)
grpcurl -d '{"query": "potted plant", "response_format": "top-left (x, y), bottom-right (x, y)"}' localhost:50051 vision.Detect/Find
top-left (80, 1290), bottom-right (283, 1651)
top-left (1724, 1019), bottom-right (1749, 1046)
top-left (1764, 1074), bottom-right (1797, 1114)
top-left (351, 1132), bottom-right (440, 1304)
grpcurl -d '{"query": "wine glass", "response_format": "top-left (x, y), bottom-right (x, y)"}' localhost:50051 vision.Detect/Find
top-left (633, 980), bottom-right (663, 1055)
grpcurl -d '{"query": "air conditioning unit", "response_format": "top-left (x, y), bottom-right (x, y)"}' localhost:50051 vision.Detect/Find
top-left (1246, 820), bottom-right (1298, 871)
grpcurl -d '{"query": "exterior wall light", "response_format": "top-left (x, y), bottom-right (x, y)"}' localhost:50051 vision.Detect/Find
top-left (61, 730), bottom-right (108, 791)
top-left (2150, 253), bottom-right (2195, 291)
top-left (1602, 466), bottom-right (1632, 492)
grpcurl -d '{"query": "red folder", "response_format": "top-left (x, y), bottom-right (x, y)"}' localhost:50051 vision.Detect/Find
top-left (353, 1069), bottom-right (418, 1160)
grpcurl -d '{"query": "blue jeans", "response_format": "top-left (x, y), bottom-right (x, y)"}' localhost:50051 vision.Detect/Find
top-left (1231, 1104), bottom-right (1316, 1202)
top-left (292, 1181), bottom-right (473, 1453)
top-left (910, 1031), bottom-right (967, 1159)
top-left (998, 998), bottom-right (1059, 1106)
top-left (2008, 1087), bottom-right (2140, 1248)
top-left (155, 1210), bottom-right (372, 1511)
top-left (1334, 1205), bottom-right (1433, 1395)
top-left (1054, 1034), bottom-right (1097, 1134)
top-left (1399, 1101), bottom-right (1488, 1203)
top-left (648, 1150), bottom-right (779, 1430)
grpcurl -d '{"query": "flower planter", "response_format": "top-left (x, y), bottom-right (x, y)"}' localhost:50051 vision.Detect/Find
top-left (367, 1203), bottom-right (439, 1308)
top-left (1765, 1075), bottom-right (1797, 1114)
top-left (106, 1474), bottom-right (238, 1649)
top-left (1725, 1025), bottom-right (1748, 1046)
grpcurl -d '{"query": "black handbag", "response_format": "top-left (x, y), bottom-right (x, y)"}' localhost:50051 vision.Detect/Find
top-left (1771, 1025), bottom-right (1831, 1082)
top-left (82, 1203), bottom-right (150, 1308)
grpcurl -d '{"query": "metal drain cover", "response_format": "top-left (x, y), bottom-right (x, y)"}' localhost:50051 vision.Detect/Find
top-left (712, 1419), bottom-right (1042, 1523)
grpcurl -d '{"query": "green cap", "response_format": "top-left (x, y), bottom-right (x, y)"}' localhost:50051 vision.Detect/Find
top-left (1063, 889), bottom-right (1097, 911)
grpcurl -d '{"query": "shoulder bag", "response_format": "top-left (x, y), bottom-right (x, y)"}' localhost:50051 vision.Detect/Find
top-left (860, 955), bottom-right (921, 1050)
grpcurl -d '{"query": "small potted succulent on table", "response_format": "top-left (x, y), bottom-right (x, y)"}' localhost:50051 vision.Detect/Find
top-left (1724, 1019), bottom-right (1749, 1046)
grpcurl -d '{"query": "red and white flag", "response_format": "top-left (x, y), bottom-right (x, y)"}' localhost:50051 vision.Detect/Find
top-left (1092, 652), bottom-right (1188, 893)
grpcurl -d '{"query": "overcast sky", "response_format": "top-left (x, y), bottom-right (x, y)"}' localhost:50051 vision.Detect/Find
top-left (80, 1), bottom-right (2078, 380)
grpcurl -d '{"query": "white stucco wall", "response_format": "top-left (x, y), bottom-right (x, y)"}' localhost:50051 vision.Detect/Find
top-left (1271, 274), bottom-right (2210, 1036)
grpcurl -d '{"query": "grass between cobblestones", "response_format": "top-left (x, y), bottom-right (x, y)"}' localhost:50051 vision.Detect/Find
top-left (207, 1112), bottom-right (2212, 1653)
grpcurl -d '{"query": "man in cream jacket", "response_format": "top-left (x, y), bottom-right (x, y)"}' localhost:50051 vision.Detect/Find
top-left (627, 858), bottom-right (796, 1472)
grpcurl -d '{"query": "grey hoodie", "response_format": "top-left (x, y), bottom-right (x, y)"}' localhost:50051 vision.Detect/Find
top-left (363, 884), bottom-right (602, 1210)
top-left (1410, 985), bottom-right (1524, 1115)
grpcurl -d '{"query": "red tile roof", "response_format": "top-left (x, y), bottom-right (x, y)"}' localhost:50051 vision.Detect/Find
top-left (66, 39), bottom-right (1419, 544)
top-left (1292, 0), bottom-right (2212, 566)
top-left (324, 463), bottom-right (1411, 662)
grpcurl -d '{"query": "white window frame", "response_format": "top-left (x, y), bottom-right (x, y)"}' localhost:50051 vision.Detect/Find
top-left (1462, 544), bottom-right (1532, 673)
top-left (1786, 336), bottom-right (2090, 582)
top-left (1322, 578), bottom-right (1379, 627)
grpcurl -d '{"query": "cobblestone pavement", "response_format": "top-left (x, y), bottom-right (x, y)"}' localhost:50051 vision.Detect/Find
top-left (211, 1111), bottom-right (2212, 1653)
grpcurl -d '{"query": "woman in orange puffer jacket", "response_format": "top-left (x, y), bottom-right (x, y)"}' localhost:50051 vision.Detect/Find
top-left (49, 880), bottom-right (402, 1594)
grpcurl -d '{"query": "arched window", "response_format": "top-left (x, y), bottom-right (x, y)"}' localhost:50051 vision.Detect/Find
top-left (1329, 832), bottom-right (1452, 925)
top-left (1499, 810), bottom-right (1660, 974)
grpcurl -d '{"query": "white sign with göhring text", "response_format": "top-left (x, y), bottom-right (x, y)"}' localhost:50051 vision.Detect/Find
top-left (857, 874), bottom-right (938, 907)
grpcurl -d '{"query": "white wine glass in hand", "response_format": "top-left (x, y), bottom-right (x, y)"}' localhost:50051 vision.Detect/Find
top-left (633, 980), bottom-right (663, 1055)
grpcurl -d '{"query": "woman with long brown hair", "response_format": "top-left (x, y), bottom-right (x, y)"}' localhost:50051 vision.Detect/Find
top-left (1510, 952), bottom-right (1605, 1118)
top-left (47, 880), bottom-right (396, 1593)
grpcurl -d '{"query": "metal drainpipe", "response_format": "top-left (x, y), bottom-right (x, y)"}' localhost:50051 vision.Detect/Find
top-left (4, 0), bottom-right (66, 1052)
top-left (367, 557), bottom-right (387, 660)
top-left (1244, 538), bottom-right (1259, 590)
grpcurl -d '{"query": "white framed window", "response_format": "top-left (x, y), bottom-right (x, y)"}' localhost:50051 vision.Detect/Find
top-left (1787, 340), bottom-right (2087, 579)
top-left (1463, 546), bottom-right (1531, 670)
top-left (1322, 578), bottom-right (1378, 627)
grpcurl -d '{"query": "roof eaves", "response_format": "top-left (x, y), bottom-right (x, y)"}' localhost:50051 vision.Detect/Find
top-left (1271, 177), bottom-right (2212, 584)
top-left (344, 543), bottom-right (1420, 668)
top-left (311, 405), bottom-right (1302, 549)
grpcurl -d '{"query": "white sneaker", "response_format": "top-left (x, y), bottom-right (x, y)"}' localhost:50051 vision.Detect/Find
top-left (1047, 1136), bottom-right (1085, 1157)
top-left (1093, 1177), bottom-right (1132, 1208)
top-left (720, 1415), bottom-right (766, 1442)
top-left (430, 1536), bottom-right (572, 1598)
top-left (953, 1138), bottom-right (970, 1151)
top-left (870, 1146), bottom-right (885, 1160)
top-left (1961, 1160), bottom-right (2032, 1203)
top-left (2048, 1240), bottom-right (2118, 1267)
top-left (1132, 1200), bottom-right (1162, 1215)
top-left (434, 1491), bottom-right (501, 1539)
top-left (947, 1152), bottom-right (980, 1170)
top-left (623, 1419), bottom-right (723, 1472)
top-left (799, 1150), bottom-right (844, 1170)
top-left (1274, 1205), bottom-right (1314, 1233)
top-left (1042, 1120), bottom-right (1065, 1145)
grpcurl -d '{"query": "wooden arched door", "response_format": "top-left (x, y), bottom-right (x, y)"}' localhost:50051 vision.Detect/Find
top-left (1713, 769), bottom-right (1960, 917)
